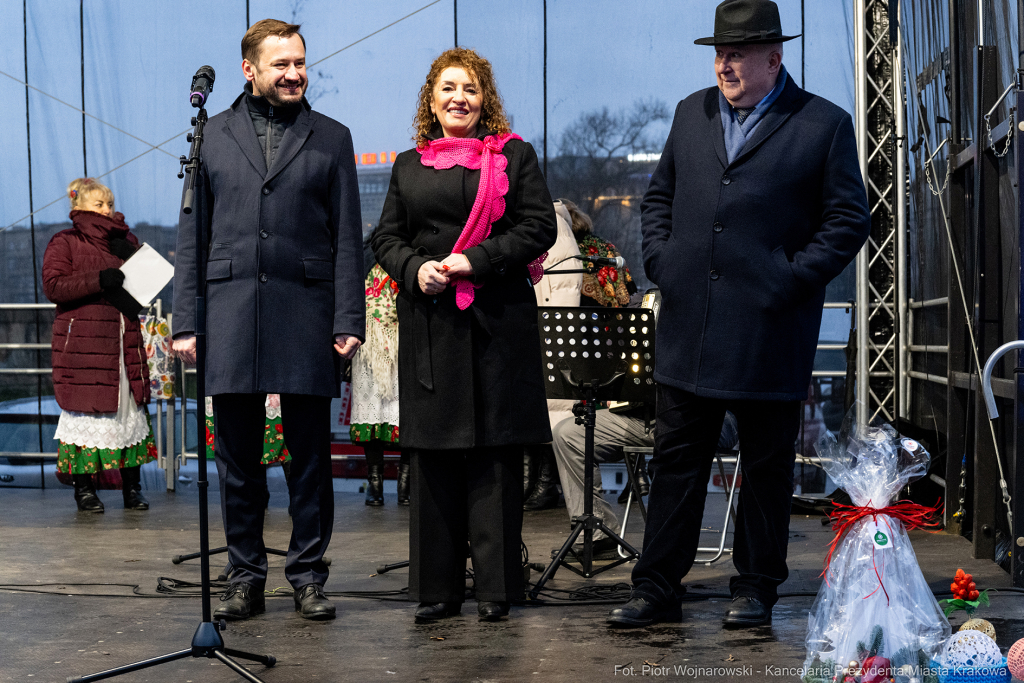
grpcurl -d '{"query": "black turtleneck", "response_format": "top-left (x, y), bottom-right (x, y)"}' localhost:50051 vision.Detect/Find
top-left (244, 82), bottom-right (303, 172)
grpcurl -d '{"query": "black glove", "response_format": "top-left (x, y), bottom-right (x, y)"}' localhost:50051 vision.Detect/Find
top-left (107, 236), bottom-right (137, 261)
top-left (99, 268), bottom-right (125, 291)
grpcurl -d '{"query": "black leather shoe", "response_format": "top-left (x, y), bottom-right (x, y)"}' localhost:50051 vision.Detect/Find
top-left (123, 489), bottom-right (149, 510)
top-left (523, 446), bottom-right (559, 511)
top-left (72, 474), bottom-right (104, 513)
top-left (294, 584), bottom-right (336, 620)
top-left (396, 462), bottom-right (410, 506)
top-left (478, 601), bottom-right (510, 621)
top-left (214, 583), bottom-right (265, 621)
top-left (607, 596), bottom-right (682, 627)
top-left (722, 596), bottom-right (771, 627)
top-left (523, 484), bottom-right (559, 511)
top-left (119, 466), bottom-right (149, 510)
top-left (415, 602), bottom-right (462, 622)
top-left (364, 465), bottom-right (384, 506)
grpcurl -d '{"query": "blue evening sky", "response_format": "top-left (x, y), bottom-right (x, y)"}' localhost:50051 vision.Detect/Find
top-left (0, 0), bottom-right (853, 229)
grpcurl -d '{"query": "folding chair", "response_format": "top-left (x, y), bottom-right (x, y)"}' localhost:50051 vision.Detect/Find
top-left (618, 446), bottom-right (741, 566)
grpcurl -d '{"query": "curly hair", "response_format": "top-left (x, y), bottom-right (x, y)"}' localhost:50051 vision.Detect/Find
top-left (413, 47), bottom-right (511, 146)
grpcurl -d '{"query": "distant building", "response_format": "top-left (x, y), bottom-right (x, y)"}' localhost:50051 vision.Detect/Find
top-left (0, 221), bottom-right (177, 307)
top-left (357, 160), bottom-right (394, 238)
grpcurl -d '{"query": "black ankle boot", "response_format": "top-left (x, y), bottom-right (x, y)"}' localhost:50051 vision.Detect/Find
top-left (73, 474), bottom-right (104, 513)
top-left (523, 446), bottom-right (559, 511)
top-left (396, 462), bottom-right (410, 506)
top-left (365, 465), bottom-right (384, 506)
top-left (120, 466), bottom-right (149, 510)
top-left (523, 450), bottom-right (535, 499)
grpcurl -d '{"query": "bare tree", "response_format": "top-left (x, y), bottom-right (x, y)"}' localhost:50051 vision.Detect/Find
top-left (547, 99), bottom-right (669, 290)
top-left (285, 1), bottom-right (338, 106)
top-left (288, 0), bottom-right (307, 23)
top-left (549, 98), bottom-right (669, 222)
top-left (305, 70), bottom-right (339, 106)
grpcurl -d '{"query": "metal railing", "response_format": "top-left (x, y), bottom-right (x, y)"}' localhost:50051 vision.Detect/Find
top-left (903, 296), bottom-right (951, 419)
top-left (5, 299), bottom-right (858, 489)
top-left (0, 301), bottom-right (170, 484)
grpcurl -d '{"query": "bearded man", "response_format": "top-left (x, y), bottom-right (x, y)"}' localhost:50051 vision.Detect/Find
top-left (172, 19), bottom-right (364, 621)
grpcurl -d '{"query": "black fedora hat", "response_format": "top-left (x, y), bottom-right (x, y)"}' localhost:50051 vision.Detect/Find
top-left (694, 0), bottom-right (800, 46)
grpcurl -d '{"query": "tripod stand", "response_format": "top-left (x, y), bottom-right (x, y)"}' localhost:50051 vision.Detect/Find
top-left (70, 88), bottom-right (275, 683)
top-left (529, 306), bottom-right (657, 599)
top-left (174, 545), bottom-right (296, 582)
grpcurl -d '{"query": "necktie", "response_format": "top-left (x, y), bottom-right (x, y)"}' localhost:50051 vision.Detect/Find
top-left (734, 107), bottom-right (755, 125)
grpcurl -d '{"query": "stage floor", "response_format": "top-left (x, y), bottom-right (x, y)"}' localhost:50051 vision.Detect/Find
top-left (0, 462), bottom-right (1020, 683)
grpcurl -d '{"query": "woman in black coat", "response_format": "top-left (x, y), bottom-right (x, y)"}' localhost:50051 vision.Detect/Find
top-left (372, 47), bottom-right (557, 622)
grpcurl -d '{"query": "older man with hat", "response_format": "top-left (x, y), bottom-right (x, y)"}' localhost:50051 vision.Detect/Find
top-left (607, 0), bottom-right (870, 628)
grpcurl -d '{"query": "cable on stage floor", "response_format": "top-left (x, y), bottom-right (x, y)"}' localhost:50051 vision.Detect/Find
top-left (3, 582), bottom-right (1024, 603)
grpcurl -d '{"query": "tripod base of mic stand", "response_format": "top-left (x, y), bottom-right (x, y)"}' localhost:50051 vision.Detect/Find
top-left (67, 621), bottom-right (276, 683)
top-left (528, 513), bottom-right (640, 599)
top-left (172, 546), bottom-right (331, 582)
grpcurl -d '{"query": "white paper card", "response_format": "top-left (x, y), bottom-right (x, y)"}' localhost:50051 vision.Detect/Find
top-left (870, 519), bottom-right (893, 550)
top-left (119, 243), bottom-right (174, 306)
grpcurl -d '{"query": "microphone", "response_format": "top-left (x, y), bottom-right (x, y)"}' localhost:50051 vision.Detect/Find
top-left (576, 254), bottom-right (625, 269)
top-left (189, 66), bottom-right (216, 108)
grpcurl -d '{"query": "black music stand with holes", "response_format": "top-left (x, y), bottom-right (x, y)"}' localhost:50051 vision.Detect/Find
top-left (528, 307), bottom-right (657, 599)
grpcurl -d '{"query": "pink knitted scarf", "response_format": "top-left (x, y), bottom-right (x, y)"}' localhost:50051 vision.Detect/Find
top-left (418, 132), bottom-right (546, 310)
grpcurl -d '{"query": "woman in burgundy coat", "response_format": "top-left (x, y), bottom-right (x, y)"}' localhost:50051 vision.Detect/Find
top-left (42, 178), bottom-right (155, 512)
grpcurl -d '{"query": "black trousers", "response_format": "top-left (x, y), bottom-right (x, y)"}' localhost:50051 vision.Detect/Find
top-left (408, 446), bottom-right (524, 603)
top-left (631, 384), bottom-right (800, 608)
top-left (212, 393), bottom-right (334, 589)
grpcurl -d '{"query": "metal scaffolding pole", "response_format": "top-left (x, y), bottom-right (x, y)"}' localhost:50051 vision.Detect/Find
top-left (855, 0), bottom-right (901, 424)
top-left (896, 27), bottom-right (909, 420)
top-left (855, 0), bottom-right (869, 424)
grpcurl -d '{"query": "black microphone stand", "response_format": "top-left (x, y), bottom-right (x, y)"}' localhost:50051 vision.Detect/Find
top-left (69, 103), bottom-right (275, 683)
top-left (543, 254), bottom-right (604, 275)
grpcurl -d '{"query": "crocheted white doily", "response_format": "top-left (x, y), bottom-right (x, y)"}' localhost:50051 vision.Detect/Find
top-left (939, 629), bottom-right (1003, 668)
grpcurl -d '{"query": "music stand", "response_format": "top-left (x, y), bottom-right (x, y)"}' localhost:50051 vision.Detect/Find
top-left (529, 307), bottom-right (657, 599)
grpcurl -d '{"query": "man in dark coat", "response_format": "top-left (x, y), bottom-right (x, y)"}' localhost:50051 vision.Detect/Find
top-left (607, 0), bottom-right (870, 629)
top-left (172, 19), bottom-right (364, 621)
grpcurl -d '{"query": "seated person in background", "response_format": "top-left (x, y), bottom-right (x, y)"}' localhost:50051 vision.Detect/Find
top-left (562, 198), bottom-right (636, 308)
top-left (551, 407), bottom-right (738, 560)
top-left (524, 200), bottom-right (584, 512)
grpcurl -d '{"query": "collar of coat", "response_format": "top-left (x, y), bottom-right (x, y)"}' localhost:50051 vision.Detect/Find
top-left (70, 209), bottom-right (130, 244)
top-left (704, 75), bottom-right (807, 170)
top-left (225, 86), bottom-right (315, 181)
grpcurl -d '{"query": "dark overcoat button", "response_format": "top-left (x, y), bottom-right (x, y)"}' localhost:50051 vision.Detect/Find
top-left (713, 222), bottom-right (723, 233)
top-left (260, 230), bottom-right (269, 239)
top-left (710, 270), bottom-right (719, 280)
top-left (262, 187), bottom-right (271, 195)
top-left (432, 226), bottom-right (440, 234)
top-left (259, 273), bottom-right (268, 283)
top-left (721, 176), bottom-right (731, 185)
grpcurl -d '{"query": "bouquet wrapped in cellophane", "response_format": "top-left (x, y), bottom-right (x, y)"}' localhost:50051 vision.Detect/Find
top-left (802, 410), bottom-right (949, 683)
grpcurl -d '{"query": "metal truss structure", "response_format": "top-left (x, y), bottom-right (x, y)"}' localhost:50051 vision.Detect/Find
top-left (855, 0), bottom-right (907, 424)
